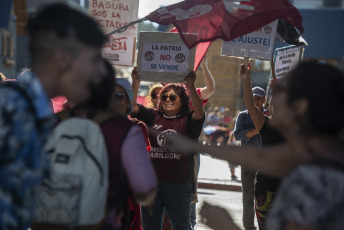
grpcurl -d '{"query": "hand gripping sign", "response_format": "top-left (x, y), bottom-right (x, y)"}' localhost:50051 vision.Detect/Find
top-left (137, 32), bottom-right (196, 83)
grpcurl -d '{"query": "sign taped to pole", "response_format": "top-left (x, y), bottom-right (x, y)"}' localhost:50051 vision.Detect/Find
top-left (274, 45), bottom-right (304, 79)
top-left (89, 0), bottom-right (139, 66)
top-left (221, 20), bottom-right (278, 60)
top-left (137, 32), bottom-right (196, 83)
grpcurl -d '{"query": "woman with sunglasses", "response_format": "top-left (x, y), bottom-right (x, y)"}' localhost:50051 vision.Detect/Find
top-left (82, 65), bottom-right (157, 230)
top-left (166, 61), bottom-right (344, 230)
top-left (146, 83), bottom-right (164, 109)
top-left (131, 67), bottom-right (205, 230)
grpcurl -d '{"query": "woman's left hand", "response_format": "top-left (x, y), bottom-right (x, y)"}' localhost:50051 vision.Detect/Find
top-left (185, 71), bottom-right (196, 87)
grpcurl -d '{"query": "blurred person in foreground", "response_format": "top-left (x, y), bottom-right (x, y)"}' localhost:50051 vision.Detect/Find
top-left (0, 3), bottom-right (106, 230)
top-left (166, 61), bottom-right (344, 230)
top-left (110, 77), bottom-right (155, 230)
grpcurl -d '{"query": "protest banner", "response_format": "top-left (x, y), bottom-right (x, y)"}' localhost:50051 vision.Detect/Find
top-left (264, 45), bottom-right (304, 111)
top-left (89, 0), bottom-right (138, 66)
top-left (102, 35), bottom-right (136, 66)
top-left (221, 20), bottom-right (278, 60)
top-left (137, 32), bottom-right (196, 83)
top-left (274, 45), bottom-right (304, 79)
top-left (146, 0), bottom-right (303, 49)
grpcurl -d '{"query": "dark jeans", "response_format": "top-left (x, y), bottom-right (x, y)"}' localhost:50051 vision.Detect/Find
top-left (142, 181), bottom-right (192, 230)
top-left (241, 168), bottom-right (257, 230)
top-left (190, 153), bottom-right (200, 229)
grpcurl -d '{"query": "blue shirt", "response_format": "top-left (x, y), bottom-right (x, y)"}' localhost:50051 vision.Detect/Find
top-left (0, 71), bottom-right (55, 230)
top-left (234, 110), bottom-right (261, 147)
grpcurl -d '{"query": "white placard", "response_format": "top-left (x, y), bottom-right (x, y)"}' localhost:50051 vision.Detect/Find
top-left (102, 35), bottom-right (136, 66)
top-left (221, 20), bottom-right (278, 60)
top-left (137, 32), bottom-right (196, 83)
top-left (274, 45), bottom-right (303, 79)
top-left (88, 0), bottom-right (139, 36)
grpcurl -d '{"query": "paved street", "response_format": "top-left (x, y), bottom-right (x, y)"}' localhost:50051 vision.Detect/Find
top-left (195, 188), bottom-right (245, 230)
top-left (194, 155), bottom-right (258, 230)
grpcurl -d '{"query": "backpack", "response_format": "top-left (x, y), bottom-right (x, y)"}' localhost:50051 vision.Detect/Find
top-left (34, 111), bottom-right (112, 228)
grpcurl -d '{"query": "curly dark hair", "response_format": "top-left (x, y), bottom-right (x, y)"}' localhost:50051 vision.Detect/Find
top-left (158, 83), bottom-right (191, 117)
top-left (285, 60), bottom-right (344, 136)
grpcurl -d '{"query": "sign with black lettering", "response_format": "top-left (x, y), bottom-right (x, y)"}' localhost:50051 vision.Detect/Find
top-left (137, 32), bottom-right (196, 83)
top-left (274, 45), bottom-right (304, 79)
top-left (221, 20), bottom-right (278, 60)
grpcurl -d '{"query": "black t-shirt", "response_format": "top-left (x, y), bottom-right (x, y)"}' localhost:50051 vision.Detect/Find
top-left (256, 117), bottom-right (284, 191)
top-left (131, 104), bottom-right (205, 184)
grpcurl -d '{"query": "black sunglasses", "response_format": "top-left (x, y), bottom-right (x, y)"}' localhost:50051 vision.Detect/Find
top-left (114, 92), bottom-right (127, 101)
top-left (160, 94), bottom-right (178, 102)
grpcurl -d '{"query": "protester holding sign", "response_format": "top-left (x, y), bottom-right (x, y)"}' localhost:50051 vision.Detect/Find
top-left (239, 62), bottom-right (283, 230)
top-left (131, 67), bottom-right (205, 230)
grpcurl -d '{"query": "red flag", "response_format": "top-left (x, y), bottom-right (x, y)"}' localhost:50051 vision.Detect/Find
top-left (147, 0), bottom-right (303, 49)
top-left (169, 27), bottom-right (211, 71)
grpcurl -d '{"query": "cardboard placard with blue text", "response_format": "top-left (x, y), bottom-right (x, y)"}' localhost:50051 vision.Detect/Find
top-left (274, 45), bottom-right (304, 79)
top-left (137, 32), bottom-right (196, 83)
top-left (221, 20), bottom-right (278, 60)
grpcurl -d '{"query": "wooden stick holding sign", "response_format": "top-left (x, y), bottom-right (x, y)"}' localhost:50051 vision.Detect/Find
top-left (270, 59), bottom-right (277, 79)
top-left (243, 57), bottom-right (249, 66)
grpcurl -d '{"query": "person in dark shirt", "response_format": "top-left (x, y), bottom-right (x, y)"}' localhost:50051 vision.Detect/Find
top-left (234, 86), bottom-right (266, 230)
top-left (131, 67), bottom-right (205, 230)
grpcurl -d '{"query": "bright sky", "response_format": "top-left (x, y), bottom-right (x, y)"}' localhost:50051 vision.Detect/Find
top-left (138, 0), bottom-right (182, 18)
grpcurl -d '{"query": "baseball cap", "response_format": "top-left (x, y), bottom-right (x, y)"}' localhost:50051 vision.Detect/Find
top-left (116, 78), bottom-right (133, 114)
top-left (252, 87), bottom-right (266, 98)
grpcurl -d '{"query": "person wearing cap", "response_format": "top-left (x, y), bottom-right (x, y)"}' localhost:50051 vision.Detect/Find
top-left (234, 86), bottom-right (266, 230)
top-left (111, 78), bottom-right (134, 116)
top-left (238, 63), bottom-right (284, 230)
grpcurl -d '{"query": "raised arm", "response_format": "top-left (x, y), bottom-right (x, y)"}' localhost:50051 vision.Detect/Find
top-left (199, 55), bottom-right (215, 100)
top-left (131, 66), bottom-right (140, 114)
top-left (185, 71), bottom-right (204, 120)
top-left (240, 62), bottom-right (266, 131)
top-left (166, 133), bottom-right (297, 177)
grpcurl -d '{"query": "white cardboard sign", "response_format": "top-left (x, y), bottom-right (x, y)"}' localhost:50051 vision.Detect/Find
top-left (137, 32), bottom-right (196, 83)
top-left (102, 35), bottom-right (136, 66)
top-left (221, 20), bottom-right (278, 60)
top-left (88, 0), bottom-right (139, 36)
top-left (274, 45), bottom-right (304, 79)
top-left (89, 0), bottom-right (138, 66)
